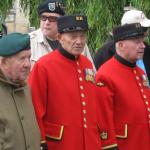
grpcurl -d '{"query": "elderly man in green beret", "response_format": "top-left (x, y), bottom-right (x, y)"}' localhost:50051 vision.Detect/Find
top-left (0, 33), bottom-right (42, 150)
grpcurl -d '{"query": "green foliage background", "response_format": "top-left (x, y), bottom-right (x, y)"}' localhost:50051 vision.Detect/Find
top-left (1, 0), bottom-right (150, 55)
top-left (0, 0), bottom-right (14, 22)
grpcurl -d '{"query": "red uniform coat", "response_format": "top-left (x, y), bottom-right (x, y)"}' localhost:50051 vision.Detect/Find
top-left (29, 49), bottom-right (102, 150)
top-left (96, 55), bottom-right (150, 150)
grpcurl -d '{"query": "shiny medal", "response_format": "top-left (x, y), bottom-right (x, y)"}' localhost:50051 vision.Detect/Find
top-left (142, 74), bottom-right (149, 87)
top-left (85, 69), bottom-right (95, 83)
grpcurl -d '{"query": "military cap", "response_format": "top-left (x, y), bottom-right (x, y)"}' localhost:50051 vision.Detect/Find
top-left (113, 23), bottom-right (145, 42)
top-left (57, 15), bottom-right (89, 33)
top-left (0, 33), bottom-right (30, 57)
top-left (38, 0), bottom-right (65, 16)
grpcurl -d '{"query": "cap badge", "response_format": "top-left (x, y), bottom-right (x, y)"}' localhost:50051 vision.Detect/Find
top-left (135, 23), bottom-right (141, 28)
top-left (76, 16), bottom-right (83, 21)
top-left (48, 2), bottom-right (56, 11)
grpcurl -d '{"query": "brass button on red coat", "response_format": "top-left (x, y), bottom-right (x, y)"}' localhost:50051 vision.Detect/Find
top-left (78, 69), bottom-right (81, 73)
top-left (83, 117), bottom-right (86, 122)
top-left (80, 85), bottom-right (84, 90)
top-left (79, 77), bottom-right (83, 81)
top-left (83, 110), bottom-right (86, 114)
top-left (84, 124), bottom-right (87, 128)
top-left (138, 83), bottom-right (142, 87)
top-left (145, 101), bottom-right (149, 105)
top-left (82, 101), bottom-right (86, 106)
top-left (81, 93), bottom-right (85, 98)
top-left (133, 70), bottom-right (137, 74)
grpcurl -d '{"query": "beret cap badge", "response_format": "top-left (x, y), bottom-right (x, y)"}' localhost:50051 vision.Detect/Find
top-left (48, 3), bottom-right (56, 11)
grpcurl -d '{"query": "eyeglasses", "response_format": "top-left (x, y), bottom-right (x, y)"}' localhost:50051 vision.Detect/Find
top-left (40, 15), bottom-right (58, 22)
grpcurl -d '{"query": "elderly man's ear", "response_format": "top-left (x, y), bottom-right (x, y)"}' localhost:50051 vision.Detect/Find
top-left (0, 57), bottom-right (9, 69)
top-left (56, 33), bottom-right (61, 40)
top-left (0, 57), bottom-right (5, 65)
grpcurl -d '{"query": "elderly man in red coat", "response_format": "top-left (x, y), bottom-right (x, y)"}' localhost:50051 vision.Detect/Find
top-left (96, 23), bottom-right (150, 150)
top-left (29, 14), bottom-right (118, 150)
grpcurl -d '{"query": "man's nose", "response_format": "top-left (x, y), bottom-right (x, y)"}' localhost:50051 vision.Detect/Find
top-left (24, 59), bottom-right (31, 68)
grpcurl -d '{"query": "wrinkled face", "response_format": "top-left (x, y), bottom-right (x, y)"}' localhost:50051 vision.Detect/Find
top-left (58, 31), bottom-right (87, 56)
top-left (117, 37), bottom-right (145, 63)
top-left (2, 50), bottom-right (31, 83)
top-left (40, 12), bottom-right (61, 39)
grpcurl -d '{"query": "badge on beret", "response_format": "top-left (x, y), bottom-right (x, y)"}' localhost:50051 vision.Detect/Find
top-left (48, 3), bottom-right (56, 11)
top-left (141, 74), bottom-right (149, 87)
top-left (84, 68), bottom-right (95, 83)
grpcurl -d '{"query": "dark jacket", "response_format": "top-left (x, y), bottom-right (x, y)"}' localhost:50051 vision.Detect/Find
top-left (94, 40), bottom-right (115, 70)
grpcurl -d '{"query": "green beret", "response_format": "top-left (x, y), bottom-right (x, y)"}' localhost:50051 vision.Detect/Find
top-left (0, 33), bottom-right (30, 56)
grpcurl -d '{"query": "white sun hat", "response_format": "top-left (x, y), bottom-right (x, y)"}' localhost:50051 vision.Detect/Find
top-left (121, 9), bottom-right (150, 27)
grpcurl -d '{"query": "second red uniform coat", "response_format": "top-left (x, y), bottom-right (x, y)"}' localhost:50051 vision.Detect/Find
top-left (96, 54), bottom-right (150, 150)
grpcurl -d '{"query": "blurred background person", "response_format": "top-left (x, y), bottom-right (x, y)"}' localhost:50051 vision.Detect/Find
top-left (29, 0), bottom-right (95, 69)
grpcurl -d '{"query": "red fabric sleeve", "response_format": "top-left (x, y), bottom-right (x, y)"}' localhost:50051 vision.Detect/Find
top-left (28, 62), bottom-right (48, 140)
